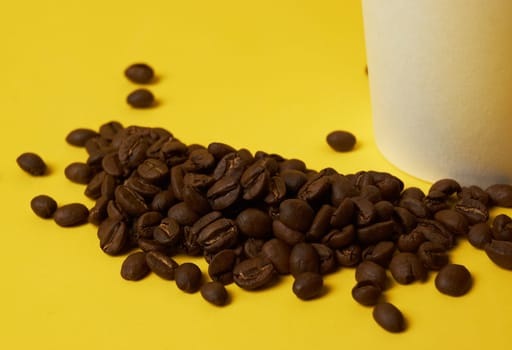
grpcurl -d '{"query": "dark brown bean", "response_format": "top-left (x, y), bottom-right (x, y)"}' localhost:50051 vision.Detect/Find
top-left (175, 263), bottom-right (202, 293)
top-left (261, 239), bottom-right (291, 275)
top-left (467, 223), bottom-right (492, 249)
top-left (355, 260), bottom-right (387, 290)
top-left (121, 252), bottom-right (150, 281)
top-left (53, 203), bottom-right (89, 227)
top-left (233, 256), bottom-right (276, 290)
top-left (200, 281), bottom-right (229, 306)
top-left (208, 249), bottom-right (238, 284)
top-left (434, 209), bottom-right (469, 235)
top-left (65, 128), bottom-right (99, 147)
top-left (486, 184), bottom-right (512, 207)
top-left (127, 88), bottom-right (155, 108)
top-left (485, 240), bottom-right (512, 269)
top-left (435, 264), bottom-right (472, 297)
top-left (373, 302), bottom-right (406, 333)
top-left (64, 162), bottom-right (94, 184)
top-left (289, 243), bottom-right (320, 277)
top-left (326, 130), bottom-right (356, 152)
top-left (16, 152), bottom-right (47, 176)
top-left (389, 252), bottom-right (427, 284)
top-left (145, 251), bottom-right (179, 280)
top-left (30, 195), bottom-right (57, 219)
top-left (292, 272), bottom-right (324, 300)
top-left (236, 208), bottom-right (272, 238)
top-left (125, 63), bottom-right (154, 84)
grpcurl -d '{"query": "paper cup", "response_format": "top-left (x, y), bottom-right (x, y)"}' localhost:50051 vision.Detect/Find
top-left (362, 0), bottom-right (512, 187)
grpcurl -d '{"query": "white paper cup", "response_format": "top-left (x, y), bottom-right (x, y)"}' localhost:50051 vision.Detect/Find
top-left (362, 0), bottom-right (512, 187)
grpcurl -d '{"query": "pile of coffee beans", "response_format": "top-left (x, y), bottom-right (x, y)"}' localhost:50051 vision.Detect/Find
top-left (21, 121), bottom-right (512, 332)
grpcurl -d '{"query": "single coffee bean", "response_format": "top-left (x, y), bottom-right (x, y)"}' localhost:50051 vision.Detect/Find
top-left (486, 184), bottom-right (512, 207)
top-left (351, 196), bottom-right (376, 226)
top-left (97, 217), bottom-right (129, 255)
top-left (398, 197), bottom-right (430, 219)
top-left (330, 198), bottom-right (355, 229)
top-left (208, 249), bottom-right (238, 284)
top-left (127, 88), bottom-right (155, 108)
top-left (292, 272), bottom-right (324, 300)
top-left (145, 251), bottom-right (179, 280)
top-left (435, 264), bottom-right (472, 297)
top-left (374, 200), bottom-right (395, 221)
top-left (280, 169), bottom-right (308, 194)
top-left (153, 217), bottom-right (182, 246)
top-left (207, 175), bottom-right (241, 210)
top-left (114, 185), bottom-right (148, 217)
top-left (322, 225), bottom-right (356, 249)
top-left (88, 196), bottom-right (109, 225)
top-left (261, 238), bottom-right (291, 275)
top-left (243, 238), bottom-right (265, 259)
top-left (355, 260), bottom-right (387, 290)
top-left (200, 281), bottom-right (229, 306)
top-left (125, 175), bottom-right (161, 199)
top-left (492, 214), bottom-right (512, 241)
top-left (306, 204), bottom-right (334, 241)
top-left (417, 241), bottom-right (449, 270)
top-left (235, 208), bottom-right (272, 238)
top-left (454, 197), bottom-right (489, 224)
top-left (429, 178), bottom-right (461, 199)
top-left (335, 244), bottom-right (362, 267)
top-left (279, 199), bottom-right (315, 232)
top-left (485, 240), bottom-right (512, 269)
top-left (372, 302), bottom-right (405, 333)
top-left (207, 142), bottom-right (237, 161)
top-left (53, 203), bottom-right (89, 227)
top-left (150, 190), bottom-right (176, 212)
top-left (16, 152), bottom-right (47, 176)
top-left (197, 218), bottom-right (238, 254)
top-left (125, 63), bottom-right (154, 84)
top-left (85, 171), bottom-right (106, 199)
top-left (134, 211), bottom-right (163, 239)
top-left (168, 202), bottom-right (200, 226)
top-left (64, 162), bottom-right (94, 184)
top-left (397, 231), bottom-right (425, 252)
top-left (297, 173), bottom-right (331, 205)
top-left (263, 175), bottom-right (286, 205)
top-left (175, 263), bottom-right (202, 293)
top-left (99, 121), bottom-right (123, 140)
top-left (413, 219), bottom-right (454, 249)
top-left (272, 220), bottom-right (305, 246)
top-left (351, 281), bottom-right (382, 306)
top-left (233, 256), bottom-right (276, 290)
top-left (326, 130), bottom-right (356, 152)
top-left (311, 243), bottom-right (337, 274)
top-left (389, 252), bottom-right (427, 284)
top-left (357, 220), bottom-right (395, 245)
top-left (393, 207), bottom-right (417, 233)
top-left (30, 195), bottom-right (57, 219)
top-left (434, 209), bottom-right (469, 235)
top-left (121, 252), bottom-right (150, 281)
top-left (467, 222), bottom-right (492, 249)
top-left (289, 242), bottom-right (320, 277)
top-left (65, 128), bottom-right (99, 147)
top-left (362, 241), bottom-right (396, 267)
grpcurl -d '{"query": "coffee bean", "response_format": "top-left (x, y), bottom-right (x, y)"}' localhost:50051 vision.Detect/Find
top-left (434, 264), bottom-right (472, 297)
top-left (485, 240), bottom-right (512, 269)
top-left (429, 178), bottom-right (461, 199)
top-left (99, 121), bottom-right (123, 140)
top-left (208, 249), bottom-right (238, 284)
top-left (492, 214), bottom-right (512, 241)
top-left (243, 238), bottom-right (265, 259)
top-left (121, 252), bottom-right (150, 281)
top-left (362, 241), bottom-right (395, 267)
top-left (434, 209), bottom-right (469, 235)
top-left (467, 223), bottom-right (492, 249)
top-left (240, 162), bottom-right (269, 200)
top-left (305, 204), bottom-right (334, 241)
top-left (65, 128), bottom-right (99, 147)
top-left (200, 281), bottom-right (229, 306)
top-left (357, 220), bottom-right (395, 245)
top-left (389, 252), bottom-right (426, 284)
top-left (16, 152), bottom-right (47, 176)
top-left (289, 242), bottom-right (320, 277)
top-left (175, 263), bottom-right (202, 293)
top-left (153, 217), bottom-right (182, 246)
top-left (397, 231), bottom-right (425, 252)
top-left (335, 244), bottom-right (362, 267)
top-left (326, 130), bottom-right (356, 152)
top-left (207, 175), bottom-right (241, 210)
top-left (272, 220), bottom-right (305, 246)
top-left (297, 173), bottom-right (331, 205)
top-left (150, 190), bottom-right (176, 212)
top-left (454, 197), bottom-right (489, 224)
top-left (168, 202), bottom-right (200, 226)
top-left (280, 170), bottom-right (308, 194)
top-left (114, 185), bottom-right (148, 216)
top-left (393, 207), bottom-right (417, 233)
top-left (321, 225), bottom-right (356, 249)
top-left (292, 272), bottom-right (324, 300)
top-left (413, 219), bottom-right (454, 249)
top-left (355, 260), bottom-right (387, 290)
top-left (97, 217), bottom-right (129, 255)
top-left (134, 211), bottom-right (163, 239)
top-left (261, 238), bottom-right (291, 275)
top-left (330, 198), bottom-right (355, 229)
top-left (373, 302), bottom-right (405, 333)
top-left (279, 199), bottom-right (315, 232)
top-left (145, 251), bottom-right (178, 280)
top-left (53, 203), bottom-right (89, 227)
top-left (197, 218), bottom-right (238, 254)
top-left (233, 256), bottom-right (276, 290)
top-left (486, 184), bottom-right (512, 207)
top-left (351, 196), bottom-right (376, 226)
top-left (236, 208), bottom-right (272, 238)
top-left (30, 195), bottom-right (57, 219)
top-left (352, 281), bottom-right (382, 306)
top-left (88, 196), bottom-right (109, 225)
top-left (127, 89), bottom-right (155, 108)
top-left (417, 242), bottom-right (449, 270)
top-left (125, 63), bottom-right (154, 84)
top-left (65, 162), bottom-right (94, 184)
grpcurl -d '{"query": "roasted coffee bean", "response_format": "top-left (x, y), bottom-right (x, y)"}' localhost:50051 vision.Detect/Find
top-left (233, 256), bottom-right (276, 290)
top-left (311, 243), bottom-right (337, 274)
top-left (280, 170), bottom-right (308, 194)
top-left (373, 302), bottom-right (405, 333)
top-left (212, 151), bottom-right (250, 181)
top-left (66, 128), bottom-right (99, 147)
top-left (30, 195), bottom-right (57, 219)
top-left (486, 184), bottom-right (512, 207)
top-left (272, 220), bottom-right (305, 246)
top-left (292, 272), bottom-right (324, 300)
top-left (16, 152), bottom-right (47, 176)
top-left (121, 252), bottom-right (150, 281)
top-left (321, 225), bottom-right (356, 249)
top-left (297, 173), bottom-right (331, 205)
top-left (289, 243), bottom-right (320, 277)
top-left (125, 175), bottom-right (161, 199)
top-left (352, 281), bottom-right (382, 306)
top-left (182, 185), bottom-right (211, 215)
top-left (393, 207), bottom-right (417, 233)
top-left (434, 264), bottom-right (472, 297)
top-left (183, 149), bottom-right (215, 173)
top-left (207, 175), bottom-right (241, 210)
top-left (137, 238), bottom-right (169, 253)
top-left (351, 196), bottom-right (376, 226)
top-left (243, 238), bottom-right (265, 258)
top-left (145, 251), bottom-right (178, 280)
top-left (201, 281), bottom-right (229, 306)
top-left (413, 219), bottom-right (454, 249)
top-left (397, 231), bottom-right (425, 252)
top-left (102, 152), bottom-right (125, 177)
top-left (125, 63), bottom-right (154, 84)
top-left (153, 217), bottom-right (182, 246)
top-left (398, 197), bottom-right (429, 219)
top-left (167, 202), bottom-right (200, 226)
top-left (454, 197), bottom-right (489, 224)
top-left (326, 130), bottom-right (356, 152)
top-left (85, 136), bottom-right (111, 156)
top-left (64, 162), bottom-right (94, 184)
top-left (492, 214), bottom-right (512, 241)
top-left (459, 185), bottom-right (490, 204)
top-left (197, 218), bottom-right (238, 254)
top-left (190, 211), bottom-right (223, 235)
top-left (428, 178), bottom-right (461, 199)
top-left (137, 158), bottom-right (169, 183)
top-left (389, 252), bottom-right (426, 284)
top-left (467, 222), bottom-right (492, 249)
top-left (208, 249), bottom-right (238, 284)
top-left (85, 172), bottom-right (107, 199)
top-left (175, 263), bottom-right (202, 293)
top-left (150, 190), bottom-right (176, 212)
top-left (330, 174), bottom-right (359, 206)
top-left (360, 185), bottom-right (382, 203)
top-left (207, 142), bottom-right (236, 161)
top-left (485, 240), bottom-right (512, 269)
top-left (330, 198), bottom-right (355, 229)
top-left (417, 241), bottom-right (449, 270)
top-left (335, 244), bottom-right (362, 267)
top-left (101, 174), bottom-right (117, 199)
top-left (114, 185), bottom-right (148, 216)
top-left (236, 208), bottom-right (272, 238)
top-left (99, 121), bottom-right (123, 140)
top-left (98, 217), bottom-right (129, 255)
top-left (240, 162), bottom-right (269, 200)
top-left (306, 204), bottom-right (334, 241)
top-left (118, 134), bottom-right (150, 168)
top-left (357, 220), bottom-right (395, 245)
top-left (261, 238), bottom-right (291, 275)
top-left (279, 158), bottom-right (306, 173)
top-left (362, 241), bottom-right (395, 267)
top-left (355, 260), bottom-right (387, 290)
top-left (127, 88), bottom-right (155, 108)
top-left (401, 187), bottom-right (425, 200)
top-left (106, 200), bottom-right (128, 220)
top-left (88, 196), bottom-right (109, 225)
top-left (264, 175), bottom-right (286, 205)
top-left (374, 200), bottom-right (395, 221)
top-left (374, 175), bottom-right (403, 202)
top-left (53, 203), bottom-right (89, 227)
top-left (434, 209), bottom-right (469, 236)
top-left (279, 199), bottom-right (314, 232)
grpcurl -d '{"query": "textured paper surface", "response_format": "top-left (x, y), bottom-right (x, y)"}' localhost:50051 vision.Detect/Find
top-left (362, 0), bottom-right (512, 187)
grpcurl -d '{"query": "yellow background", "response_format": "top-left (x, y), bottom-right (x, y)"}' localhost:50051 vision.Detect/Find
top-left (2, 1), bottom-right (511, 349)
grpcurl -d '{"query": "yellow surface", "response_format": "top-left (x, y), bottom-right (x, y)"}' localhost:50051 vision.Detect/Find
top-left (2, 1), bottom-right (511, 349)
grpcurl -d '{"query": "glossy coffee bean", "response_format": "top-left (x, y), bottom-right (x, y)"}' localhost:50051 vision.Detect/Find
top-left (486, 184), bottom-right (512, 207)
top-left (175, 263), bottom-right (202, 293)
top-left (289, 243), bottom-right (320, 277)
top-left (492, 214), bottom-right (512, 241)
top-left (351, 281), bottom-right (382, 306)
top-left (235, 208), bottom-right (272, 238)
top-left (389, 252), bottom-right (426, 284)
top-left (233, 256), bottom-right (275, 290)
top-left (355, 260), bottom-right (387, 290)
top-left (127, 89), bottom-right (155, 108)
top-left (66, 128), bottom-right (99, 147)
top-left (361, 241), bottom-right (395, 267)
top-left (145, 251), bottom-right (179, 280)
top-left (200, 281), bottom-right (229, 306)
top-left (467, 223), bottom-right (492, 249)
top-left (417, 242), bottom-right (449, 270)
top-left (121, 252), bottom-right (150, 281)
top-left (434, 209), bottom-right (469, 235)
top-left (373, 302), bottom-right (405, 333)
top-left (65, 162), bottom-right (94, 184)
top-left (114, 185), bottom-right (148, 216)
top-left (261, 239), bottom-right (291, 275)
top-left (326, 130), bottom-right (356, 152)
top-left (53, 203), bottom-right (89, 227)
top-left (485, 240), bottom-right (512, 269)
top-left (30, 195), bottom-right (57, 219)
top-left (125, 63), bottom-right (154, 84)
top-left (279, 199), bottom-right (315, 232)
top-left (435, 263), bottom-right (472, 297)
top-left (208, 249), bottom-right (238, 284)
top-left (16, 152), bottom-right (47, 176)
top-left (292, 272), bottom-right (324, 300)
top-left (97, 217), bottom-right (129, 255)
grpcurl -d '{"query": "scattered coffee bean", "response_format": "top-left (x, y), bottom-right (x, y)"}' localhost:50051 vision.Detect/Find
top-left (389, 252), bottom-right (426, 284)
top-left (352, 281), bottom-right (382, 306)
top-left (30, 195), bottom-right (57, 219)
top-left (145, 251), bottom-right (179, 280)
top-left (175, 263), bottom-right (202, 293)
top-left (468, 223), bottom-right (492, 249)
top-left (16, 152), bottom-right (47, 176)
top-left (289, 242), bottom-right (320, 277)
top-left (355, 260), bottom-right (387, 290)
top-left (326, 130), bottom-right (356, 152)
top-left (121, 252), bottom-right (150, 281)
top-left (53, 203), bottom-right (89, 227)
top-left (292, 272), bottom-right (324, 300)
top-left (200, 281), bottom-right (229, 306)
top-left (485, 240), bottom-right (512, 269)
top-left (435, 264), bottom-right (472, 296)
top-left (65, 128), bottom-right (99, 147)
top-left (127, 89), bottom-right (155, 108)
top-left (233, 256), bottom-right (275, 290)
top-left (65, 162), bottom-right (94, 184)
top-left (125, 63), bottom-right (155, 84)
top-left (372, 302), bottom-right (405, 333)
